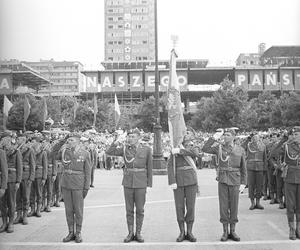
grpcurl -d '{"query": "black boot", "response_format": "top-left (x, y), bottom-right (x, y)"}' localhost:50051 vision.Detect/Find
top-left (186, 222), bottom-right (197, 242)
top-left (296, 222), bottom-right (300, 239)
top-left (249, 199), bottom-right (255, 210)
top-left (135, 221), bottom-right (144, 243)
top-left (176, 222), bottom-right (185, 242)
top-left (123, 224), bottom-right (134, 243)
top-left (278, 199), bottom-right (285, 209)
top-left (13, 210), bottom-right (23, 224)
top-left (27, 205), bottom-right (36, 217)
top-left (289, 222), bottom-right (296, 240)
top-left (220, 224), bottom-right (228, 241)
top-left (270, 193), bottom-right (275, 204)
top-left (229, 224), bottom-right (240, 241)
top-left (255, 198), bottom-right (264, 210)
top-left (6, 217), bottom-right (14, 233)
top-left (54, 195), bottom-right (60, 207)
top-left (36, 204), bottom-right (42, 217)
top-left (75, 232), bottom-right (82, 243)
top-left (45, 202), bottom-right (51, 212)
top-left (22, 210), bottom-right (29, 225)
top-left (63, 232), bottom-right (75, 242)
top-left (0, 216), bottom-right (8, 233)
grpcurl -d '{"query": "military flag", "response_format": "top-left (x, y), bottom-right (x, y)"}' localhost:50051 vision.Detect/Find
top-left (93, 93), bottom-right (98, 127)
top-left (42, 97), bottom-right (48, 130)
top-left (114, 93), bottom-right (121, 128)
top-left (167, 49), bottom-right (186, 148)
top-left (3, 95), bottom-right (13, 130)
top-left (23, 95), bottom-right (31, 131)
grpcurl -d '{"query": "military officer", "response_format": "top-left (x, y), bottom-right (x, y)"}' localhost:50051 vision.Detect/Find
top-left (202, 128), bottom-right (247, 242)
top-left (0, 136), bottom-right (8, 232)
top-left (106, 129), bottom-right (153, 243)
top-left (269, 126), bottom-right (300, 240)
top-left (14, 136), bottom-right (35, 225)
top-left (0, 134), bottom-right (23, 233)
top-left (61, 134), bottom-right (91, 243)
top-left (28, 136), bottom-right (47, 217)
top-left (242, 134), bottom-right (267, 210)
top-left (167, 136), bottom-right (200, 242)
top-left (42, 139), bottom-right (57, 212)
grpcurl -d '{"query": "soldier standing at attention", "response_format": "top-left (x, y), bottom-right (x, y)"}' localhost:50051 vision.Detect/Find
top-left (106, 129), bottom-right (153, 243)
top-left (202, 128), bottom-right (246, 242)
top-left (269, 126), bottom-right (300, 240)
top-left (28, 136), bottom-right (47, 218)
top-left (167, 136), bottom-right (200, 242)
top-left (0, 134), bottom-right (22, 233)
top-left (61, 134), bottom-right (91, 243)
top-left (0, 135), bottom-right (8, 232)
top-left (14, 136), bottom-right (35, 225)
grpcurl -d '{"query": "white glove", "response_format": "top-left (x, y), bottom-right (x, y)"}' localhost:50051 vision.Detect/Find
top-left (170, 183), bottom-right (177, 190)
top-left (171, 148), bottom-right (180, 154)
top-left (239, 184), bottom-right (246, 193)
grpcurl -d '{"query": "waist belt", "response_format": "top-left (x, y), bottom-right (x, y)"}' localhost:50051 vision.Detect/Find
top-left (23, 165), bottom-right (30, 170)
top-left (36, 166), bottom-right (43, 169)
top-left (288, 165), bottom-right (300, 170)
top-left (219, 167), bottom-right (240, 172)
top-left (126, 168), bottom-right (146, 172)
top-left (8, 168), bottom-right (16, 172)
top-left (49, 164), bottom-right (53, 167)
top-left (64, 169), bottom-right (83, 175)
top-left (177, 166), bottom-right (193, 171)
top-left (248, 159), bottom-right (263, 162)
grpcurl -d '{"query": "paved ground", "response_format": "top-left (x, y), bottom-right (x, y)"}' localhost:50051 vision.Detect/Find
top-left (1, 168), bottom-right (300, 250)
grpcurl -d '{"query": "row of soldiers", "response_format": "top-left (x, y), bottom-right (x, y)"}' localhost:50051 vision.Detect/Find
top-left (0, 130), bottom-right (98, 234)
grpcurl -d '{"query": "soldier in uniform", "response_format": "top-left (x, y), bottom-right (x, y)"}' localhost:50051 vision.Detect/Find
top-left (0, 135), bottom-right (8, 232)
top-left (53, 139), bottom-right (63, 207)
top-left (87, 139), bottom-right (97, 188)
top-left (28, 136), bottom-right (47, 217)
top-left (106, 128), bottom-right (153, 243)
top-left (14, 136), bottom-right (35, 225)
top-left (242, 134), bottom-right (267, 210)
top-left (61, 134), bottom-right (91, 243)
top-left (202, 128), bottom-right (246, 242)
top-left (269, 126), bottom-right (300, 240)
top-left (42, 138), bottom-right (57, 212)
top-left (0, 134), bottom-right (23, 233)
top-left (167, 136), bottom-right (200, 242)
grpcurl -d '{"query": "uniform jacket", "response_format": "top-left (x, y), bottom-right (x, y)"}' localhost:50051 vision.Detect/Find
top-left (46, 150), bottom-right (57, 177)
top-left (0, 149), bottom-right (8, 190)
top-left (35, 150), bottom-right (48, 180)
top-left (167, 147), bottom-right (199, 187)
top-left (202, 137), bottom-right (247, 186)
top-left (270, 137), bottom-right (300, 184)
top-left (61, 147), bottom-right (91, 190)
top-left (22, 147), bottom-right (36, 181)
top-left (106, 142), bottom-right (153, 188)
top-left (7, 149), bottom-right (23, 183)
top-left (242, 141), bottom-right (267, 171)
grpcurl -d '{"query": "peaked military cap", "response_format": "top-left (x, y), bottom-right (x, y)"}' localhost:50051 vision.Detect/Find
top-left (128, 128), bottom-right (141, 136)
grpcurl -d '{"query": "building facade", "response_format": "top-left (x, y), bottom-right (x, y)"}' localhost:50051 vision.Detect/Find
top-left (24, 59), bottom-right (84, 96)
top-left (104, 0), bottom-right (155, 62)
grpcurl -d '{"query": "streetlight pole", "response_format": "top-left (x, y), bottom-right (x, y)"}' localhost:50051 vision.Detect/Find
top-left (152, 0), bottom-right (165, 175)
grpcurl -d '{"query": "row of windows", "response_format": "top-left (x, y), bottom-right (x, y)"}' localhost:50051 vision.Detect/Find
top-left (52, 79), bottom-right (78, 83)
top-left (107, 16), bottom-right (124, 21)
top-left (107, 56), bottom-right (149, 61)
top-left (106, 0), bottom-right (149, 6)
top-left (107, 24), bottom-right (149, 29)
top-left (107, 8), bottom-right (124, 13)
top-left (108, 40), bottom-right (123, 45)
top-left (107, 7), bottom-right (148, 14)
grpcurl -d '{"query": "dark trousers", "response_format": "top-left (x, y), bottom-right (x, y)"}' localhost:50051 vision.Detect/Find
top-left (285, 182), bottom-right (300, 222)
top-left (267, 166), bottom-right (276, 196)
top-left (91, 167), bottom-right (95, 185)
top-left (276, 170), bottom-right (285, 200)
top-left (30, 178), bottom-right (43, 206)
top-left (247, 170), bottom-right (264, 199)
top-left (53, 173), bottom-right (62, 199)
top-left (62, 188), bottom-right (84, 233)
top-left (263, 170), bottom-right (268, 196)
top-left (173, 184), bottom-right (197, 224)
top-left (0, 182), bottom-right (17, 222)
top-left (124, 187), bottom-right (146, 228)
top-left (16, 179), bottom-right (32, 212)
top-left (218, 182), bottom-right (239, 224)
top-left (43, 176), bottom-right (53, 205)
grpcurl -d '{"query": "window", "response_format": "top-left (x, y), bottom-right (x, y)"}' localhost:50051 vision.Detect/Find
top-left (142, 40), bottom-right (147, 44)
top-left (108, 17), bottom-right (114, 21)
top-left (108, 41), bottom-right (113, 45)
top-left (143, 57), bottom-right (147, 60)
top-left (108, 25), bottom-right (114, 29)
top-left (108, 9), bottom-right (114, 13)
top-left (118, 41), bottom-right (123, 45)
top-left (118, 17), bottom-right (123, 21)
top-left (108, 57), bottom-right (113, 61)
top-left (118, 25), bottom-right (123, 28)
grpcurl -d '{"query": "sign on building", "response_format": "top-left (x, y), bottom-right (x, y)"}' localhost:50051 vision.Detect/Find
top-left (0, 74), bottom-right (13, 94)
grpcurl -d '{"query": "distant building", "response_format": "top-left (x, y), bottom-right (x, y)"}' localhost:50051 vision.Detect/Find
top-left (260, 46), bottom-right (300, 66)
top-left (24, 59), bottom-right (84, 96)
top-left (104, 0), bottom-right (155, 62)
top-left (236, 53), bottom-right (261, 67)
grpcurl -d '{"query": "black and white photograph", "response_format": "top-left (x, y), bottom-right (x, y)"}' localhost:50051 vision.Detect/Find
top-left (0, 0), bottom-right (300, 249)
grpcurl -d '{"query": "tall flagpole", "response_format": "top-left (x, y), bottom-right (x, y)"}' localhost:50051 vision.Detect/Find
top-left (152, 0), bottom-right (165, 175)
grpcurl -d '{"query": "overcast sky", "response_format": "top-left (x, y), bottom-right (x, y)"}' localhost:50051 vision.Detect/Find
top-left (0, 0), bottom-right (299, 69)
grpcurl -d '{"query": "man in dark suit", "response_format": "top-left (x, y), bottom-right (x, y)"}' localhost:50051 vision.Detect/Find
top-left (202, 128), bottom-right (247, 242)
top-left (167, 136), bottom-right (200, 242)
top-left (106, 129), bottom-right (152, 243)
